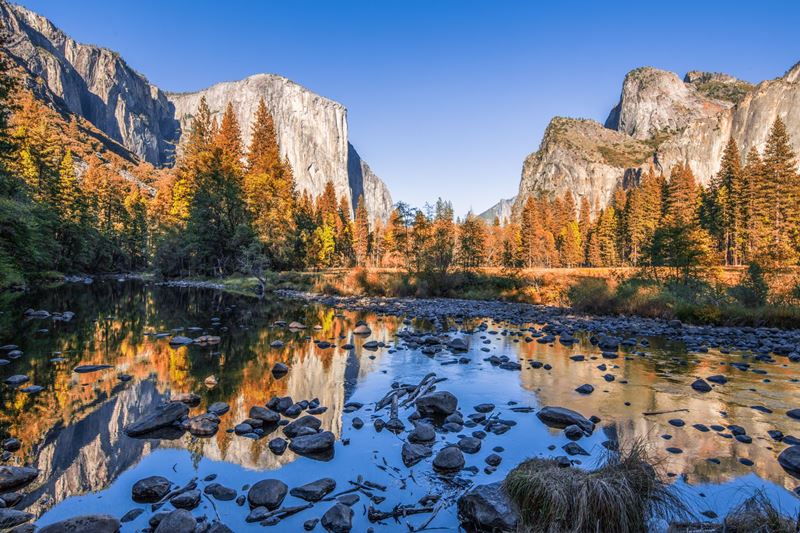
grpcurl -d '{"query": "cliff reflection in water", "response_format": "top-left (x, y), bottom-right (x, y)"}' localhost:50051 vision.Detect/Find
top-left (0, 281), bottom-right (397, 517)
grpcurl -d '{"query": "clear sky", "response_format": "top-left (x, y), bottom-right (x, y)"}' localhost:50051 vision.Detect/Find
top-left (18, 0), bottom-right (800, 216)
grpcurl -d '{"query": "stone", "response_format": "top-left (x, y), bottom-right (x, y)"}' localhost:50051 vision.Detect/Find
top-left (169, 336), bottom-right (193, 346)
top-left (73, 364), bottom-right (113, 374)
top-left (778, 445), bottom-right (800, 476)
top-left (408, 422), bottom-right (435, 443)
top-left (283, 415), bottom-right (322, 438)
top-left (457, 481), bottom-right (519, 532)
top-left (433, 446), bottom-right (465, 472)
top-left (402, 442), bottom-right (433, 467)
top-left (124, 402), bottom-right (188, 436)
top-left (184, 413), bottom-right (219, 436)
top-left (415, 391), bottom-right (458, 416)
top-left (204, 483), bottom-right (237, 501)
top-left (691, 379), bottom-right (712, 392)
top-left (0, 466), bottom-right (38, 492)
top-left (575, 384), bottom-right (594, 394)
top-left (289, 431), bottom-right (335, 456)
top-left (272, 362), bottom-right (289, 376)
top-left (38, 515), bottom-right (120, 533)
top-left (321, 502), bottom-right (353, 533)
top-left (458, 437), bottom-right (482, 454)
top-left (4, 375), bottom-right (29, 386)
top-left (248, 479), bottom-right (288, 510)
top-left (207, 402), bottom-right (230, 416)
top-left (268, 438), bottom-right (288, 455)
top-left (0, 509), bottom-right (34, 529)
top-left (563, 442), bottom-right (590, 456)
top-left (536, 406), bottom-right (594, 434)
top-left (154, 509), bottom-right (195, 533)
top-left (170, 489), bottom-right (201, 509)
top-left (249, 406), bottom-right (280, 424)
top-left (564, 424), bottom-right (583, 440)
top-left (132, 476), bottom-right (171, 502)
top-left (353, 324), bottom-right (371, 335)
top-left (290, 478), bottom-right (336, 502)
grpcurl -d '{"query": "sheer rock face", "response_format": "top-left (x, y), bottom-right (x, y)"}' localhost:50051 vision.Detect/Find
top-left (0, 0), bottom-right (392, 221)
top-left (477, 196), bottom-right (515, 225)
top-left (514, 61), bottom-right (800, 217)
top-left (513, 118), bottom-right (652, 218)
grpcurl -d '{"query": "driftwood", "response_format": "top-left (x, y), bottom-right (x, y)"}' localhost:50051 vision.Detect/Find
top-left (643, 408), bottom-right (690, 416)
top-left (368, 504), bottom-right (435, 522)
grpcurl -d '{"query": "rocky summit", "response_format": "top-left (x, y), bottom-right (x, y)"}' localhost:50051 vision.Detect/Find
top-left (511, 60), bottom-right (800, 217)
top-left (0, 0), bottom-right (392, 223)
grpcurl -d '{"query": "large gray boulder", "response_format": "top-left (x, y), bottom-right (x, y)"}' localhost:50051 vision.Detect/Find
top-left (38, 515), bottom-right (121, 533)
top-left (536, 406), bottom-right (595, 434)
top-left (321, 502), bottom-right (353, 532)
top-left (778, 445), bottom-right (800, 476)
top-left (415, 391), bottom-right (458, 416)
top-left (457, 482), bottom-right (519, 532)
top-left (247, 479), bottom-right (288, 510)
top-left (124, 402), bottom-right (188, 436)
top-left (0, 466), bottom-right (38, 492)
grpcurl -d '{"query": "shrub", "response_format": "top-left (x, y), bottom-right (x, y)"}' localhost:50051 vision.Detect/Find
top-left (567, 277), bottom-right (615, 314)
top-left (505, 440), bottom-right (686, 533)
top-left (729, 262), bottom-right (769, 308)
top-left (722, 490), bottom-right (798, 532)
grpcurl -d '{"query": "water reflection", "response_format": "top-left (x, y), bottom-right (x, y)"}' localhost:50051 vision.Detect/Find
top-left (0, 282), bottom-right (797, 530)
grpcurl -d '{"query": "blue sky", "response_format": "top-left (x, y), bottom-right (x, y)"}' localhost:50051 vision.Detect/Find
top-left (20, 0), bottom-right (800, 215)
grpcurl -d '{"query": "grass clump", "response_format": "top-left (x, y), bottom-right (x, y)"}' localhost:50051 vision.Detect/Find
top-left (504, 441), bottom-right (685, 533)
top-left (721, 490), bottom-right (798, 532)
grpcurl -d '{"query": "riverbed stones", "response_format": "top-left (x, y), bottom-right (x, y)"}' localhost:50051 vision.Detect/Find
top-left (207, 402), bottom-right (229, 416)
top-left (247, 479), bottom-right (288, 510)
top-left (778, 445), bottom-right (800, 476)
top-left (124, 402), bottom-right (188, 436)
top-left (564, 424), bottom-right (583, 440)
top-left (289, 431), bottom-right (335, 456)
top-left (402, 442), bottom-right (433, 467)
top-left (536, 406), bottom-right (594, 434)
top-left (168, 336), bottom-right (193, 346)
top-left (563, 442), bottom-right (590, 456)
top-left (575, 384), bottom-right (594, 395)
top-left (458, 436), bottom-right (482, 454)
top-left (272, 362), bottom-right (289, 376)
top-left (457, 481), bottom-right (519, 532)
top-left (183, 413), bottom-right (219, 436)
top-left (154, 509), bottom-right (195, 533)
top-left (433, 446), bottom-right (465, 472)
top-left (415, 391), bottom-right (457, 416)
top-left (4, 375), bottom-right (28, 386)
top-left (73, 364), bottom-right (113, 374)
top-left (0, 466), bottom-right (38, 492)
top-left (290, 478), bottom-right (336, 502)
top-left (321, 502), bottom-right (353, 532)
top-left (787, 409), bottom-right (800, 420)
top-left (132, 475), bottom-right (171, 502)
top-left (353, 324), bottom-right (371, 335)
top-left (38, 515), bottom-right (121, 533)
top-left (268, 437), bottom-right (288, 455)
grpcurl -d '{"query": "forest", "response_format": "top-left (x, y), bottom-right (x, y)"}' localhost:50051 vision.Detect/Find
top-left (1, 46), bottom-right (799, 292)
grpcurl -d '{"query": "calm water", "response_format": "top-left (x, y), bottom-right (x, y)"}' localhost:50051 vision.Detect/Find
top-left (0, 281), bottom-right (798, 531)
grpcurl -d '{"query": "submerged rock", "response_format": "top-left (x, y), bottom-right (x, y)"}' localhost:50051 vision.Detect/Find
top-left (536, 406), bottom-right (594, 434)
top-left (247, 479), bottom-right (288, 510)
top-left (321, 502), bottom-right (353, 532)
top-left (290, 431), bottom-right (335, 456)
top-left (402, 442), bottom-right (433, 467)
top-left (290, 478), bottom-right (336, 502)
top-left (415, 391), bottom-right (458, 416)
top-left (132, 476), bottom-right (171, 502)
top-left (154, 509), bottom-right (195, 533)
top-left (433, 446), bottom-right (465, 472)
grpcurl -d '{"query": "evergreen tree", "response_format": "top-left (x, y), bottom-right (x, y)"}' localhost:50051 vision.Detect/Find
top-left (760, 118), bottom-right (799, 264)
top-left (353, 195), bottom-right (370, 266)
top-left (457, 212), bottom-right (486, 269)
top-left (664, 162), bottom-right (699, 226)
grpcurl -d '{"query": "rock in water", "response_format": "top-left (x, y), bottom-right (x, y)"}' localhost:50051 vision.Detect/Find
top-left (321, 502), bottom-right (353, 533)
top-left (38, 515), bottom-right (121, 533)
top-left (778, 445), bottom-right (800, 476)
top-left (283, 415), bottom-right (322, 438)
top-left (132, 476), bottom-right (172, 502)
top-left (457, 481), bottom-right (519, 532)
top-left (433, 446), bottom-right (465, 472)
top-left (0, 466), bottom-right (38, 492)
top-left (415, 391), bottom-right (458, 416)
top-left (290, 478), bottom-right (337, 502)
top-left (247, 479), bottom-right (288, 510)
top-left (154, 509), bottom-right (196, 533)
top-left (691, 378), bottom-right (712, 392)
top-left (0, 509), bottom-right (34, 529)
top-left (536, 406), bottom-right (595, 434)
top-left (402, 442), bottom-right (433, 467)
top-left (289, 431), bottom-right (335, 456)
top-left (124, 402), bottom-right (188, 436)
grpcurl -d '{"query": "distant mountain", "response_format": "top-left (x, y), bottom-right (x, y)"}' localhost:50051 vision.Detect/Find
top-left (513, 61), bottom-right (800, 218)
top-left (0, 0), bottom-right (392, 221)
top-left (477, 196), bottom-right (515, 224)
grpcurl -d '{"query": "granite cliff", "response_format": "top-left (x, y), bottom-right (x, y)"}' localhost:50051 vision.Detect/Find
top-left (0, 0), bottom-right (392, 221)
top-left (513, 61), bottom-right (800, 218)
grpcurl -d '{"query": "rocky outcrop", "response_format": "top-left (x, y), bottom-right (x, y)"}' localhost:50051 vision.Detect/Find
top-left (0, 0), bottom-right (392, 221)
top-left (477, 196), bottom-right (515, 224)
top-left (513, 118), bottom-right (652, 217)
top-left (515, 61), bottom-right (800, 216)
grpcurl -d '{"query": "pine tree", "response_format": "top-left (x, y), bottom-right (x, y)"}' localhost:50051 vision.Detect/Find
top-left (353, 195), bottom-right (370, 266)
top-left (760, 118), bottom-right (799, 264)
top-left (559, 220), bottom-right (582, 267)
top-left (706, 137), bottom-right (744, 265)
top-left (457, 213), bottom-right (486, 269)
top-left (57, 150), bottom-right (81, 222)
top-left (216, 102), bottom-right (243, 176)
top-left (741, 146), bottom-right (763, 261)
top-left (664, 162), bottom-right (699, 225)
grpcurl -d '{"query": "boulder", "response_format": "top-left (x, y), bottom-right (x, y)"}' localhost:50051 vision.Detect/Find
top-left (457, 481), bottom-right (519, 532)
top-left (132, 476), bottom-right (172, 502)
top-left (0, 466), bottom-right (38, 492)
top-left (321, 502), bottom-right (353, 533)
top-left (154, 509), bottom-right (195, 533)
top-left (38, 515), bottom-right (121, 533)
top-left (283, 415), bottom-right (322, 438)
top-left (353, 324), bottom-right (371, 335)
top-left (433, 446), bottom-right (465, 472)
top-left (290, 478), bottom-right (336, 502)
top-left (536, 406), bottom-right (594, 434)
top-left (0, 509), bottom-right (34, 530)
top-left (248, 479), bottom-right (288, 510)
top-left (248, 406), bottom-right (280, 424)
top-left (124, 402), bottom-right (188, 436)
top-left (402, 442), bottom-right (433, 467)
top-left (204, 483), bottom-right (237, 501)
top-left (416, 391), bottom-right (458, 416)
top-left (290, 431), bottom-right (335, 456)
top-left (691, 379), bottom-right (712, 393)
top-left (778, 445), bottom-right (800, 476)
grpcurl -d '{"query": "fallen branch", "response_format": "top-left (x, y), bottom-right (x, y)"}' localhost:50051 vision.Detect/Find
top-left (642, 408), bottom-right (690, 416)
top-left (368, 504), bottom-right (434, 522)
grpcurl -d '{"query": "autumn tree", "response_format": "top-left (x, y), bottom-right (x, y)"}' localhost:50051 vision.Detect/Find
top-left (353, 195), bottom-right (370, 266)
top-left (457, 213), bottom-right (486, 269)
